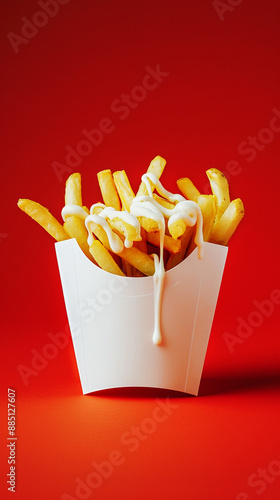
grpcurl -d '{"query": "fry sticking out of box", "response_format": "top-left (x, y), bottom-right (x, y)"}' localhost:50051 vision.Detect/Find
top-left (18, 157), bottom-right (244, 395)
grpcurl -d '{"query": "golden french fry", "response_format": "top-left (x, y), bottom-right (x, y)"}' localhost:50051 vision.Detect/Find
top-left (206, 168), bottom-right (230, 222)
top-left (64, 216), bottom-right (94, 262)
top-left (113, 170), bottom-right (135, 211)
top-left (132, 228), bottom-right (149, 275)
top-left (89, 240), bottom-right (125, 276)
top-left (65, 173), bottom-right (82, 206)
top-left (146, 232), bottom-right (181, 254)
top-left (91, 203), bottom-right (141, 244)
top-left (119, 246), bottom-right (155, 276)
top-left (197, 194), bottom-right (216, 242)
top-left (97, 169), bottom-right (121, 210)
top-left (166, 227), bottom-right (194, 270)
top-left (91, 202), bottom-right (142, 245)
top-left (107, 218), bottom-right (141, 244)
top-left (168, 219), bottom-right (187, 240)
top-left (177, 178), bottom-right (200, 203)
top-left (17, 199), bottom-right (69, 242)
top-left (137, 155), bottom-right (166, 196)
top-left (64, 173), bottom-right (87, 251)
top-left (88, 221), bottom-right (155, 276)
top-left (209, 198), bottom-right (245, 245)
top-left (170, 196), bottom-right (215, 258)
top-left (153, 193), bottom-right (175, 210)
top-left (137, 216), bottom-right (159, 233)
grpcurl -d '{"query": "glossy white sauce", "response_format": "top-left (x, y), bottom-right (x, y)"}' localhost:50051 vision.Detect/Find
top-left (130, 173), bottom-right (204, 345)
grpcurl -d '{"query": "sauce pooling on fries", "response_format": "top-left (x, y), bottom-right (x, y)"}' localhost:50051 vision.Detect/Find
top-left (61, 173), bottom-right (204, 345)
top-left (131, 173), bottom-right (204, 258)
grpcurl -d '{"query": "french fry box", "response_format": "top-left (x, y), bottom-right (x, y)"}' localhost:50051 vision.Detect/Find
top-left (55, 239), bottom-right (228, 396)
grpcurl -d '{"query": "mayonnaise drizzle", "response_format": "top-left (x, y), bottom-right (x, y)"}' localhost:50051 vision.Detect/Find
top-left (61, 172), bottom-right (204, 346)
top-left (151, 217), bottom-right (165, 346)
top-left (62, 203), bottom-right (141, 252)
top-left (130, 173), bottom-right (204, 345)
top-left (142, 172), bottom-right (185, 203)
top-left (91, 205), bottom-right (141, 249)
top-left (85, 215), bottom-right (124, 252)
top-left (61, 205), bottom-right (88, 221)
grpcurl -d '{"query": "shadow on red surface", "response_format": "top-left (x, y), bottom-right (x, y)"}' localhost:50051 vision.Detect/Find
top-left (85, 386), bottom-right (192, 399)
top-left (199, 370), bottom-right (280, 396)
top-left (84, 370), bottom-right (280, 399)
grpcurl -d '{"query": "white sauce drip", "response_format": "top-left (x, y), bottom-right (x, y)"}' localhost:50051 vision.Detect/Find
top-left (92, 206), bottom-right (141, 249)
top-left (62, 203), bottom-right (141, 252)
top-left (61, 172), bottom-right (204, 347)
top-left (85, 215), bottom-right (124, 252)
top-left (130, 173), bottom-right (204, 345)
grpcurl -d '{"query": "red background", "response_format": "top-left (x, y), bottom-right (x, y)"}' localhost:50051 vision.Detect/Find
top-left (1, 1), bottom-right (280, 499)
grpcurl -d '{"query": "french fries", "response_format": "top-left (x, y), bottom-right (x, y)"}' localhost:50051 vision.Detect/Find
top-left (209, 198), bottom-right (245, 245)
top-left (168, 218), bottom-right (188, 240)
top-left (107, 217), bottom-right (141, 244)
top-left (97, 169), bottom-right (121, 210)
top-left (206, 168), bottom-right (230, 222)
top-left (64, 216), bottom-right (95, 261)
top-left (89, 240), bottom-right (125, 276)
top-left (177, 178), bottom-right (200, 203)
top-left (63, 172), bottom-right (95, 261)
top-left (153, 194), bottom-right (175, 210)
top-left (18, 159), bottom-right (244, 277)
top-left (113, 170), bottom-right (135, 211)
top-left (137, 156), bottom-right (166, 197)
top-left (197, 194), bottom-right (216, 242)
top-left (166, 227), bottom-right (194, 270)
top-left (146, 232), bottom-right (181, 254)
top-left (136, 215), bottom-right (160, 233)
top-left (17, 199), bottom-right (69, 242)
top-left (87, 220), bottom-right (155, 276)
top-left (119, 246), bottom-right (155, 276)
top-left (65, 172), bottom-right (82, 206)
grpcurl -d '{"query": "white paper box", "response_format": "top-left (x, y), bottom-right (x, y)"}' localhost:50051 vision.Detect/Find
top-left (55, 239), bottom-right (228, 395)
